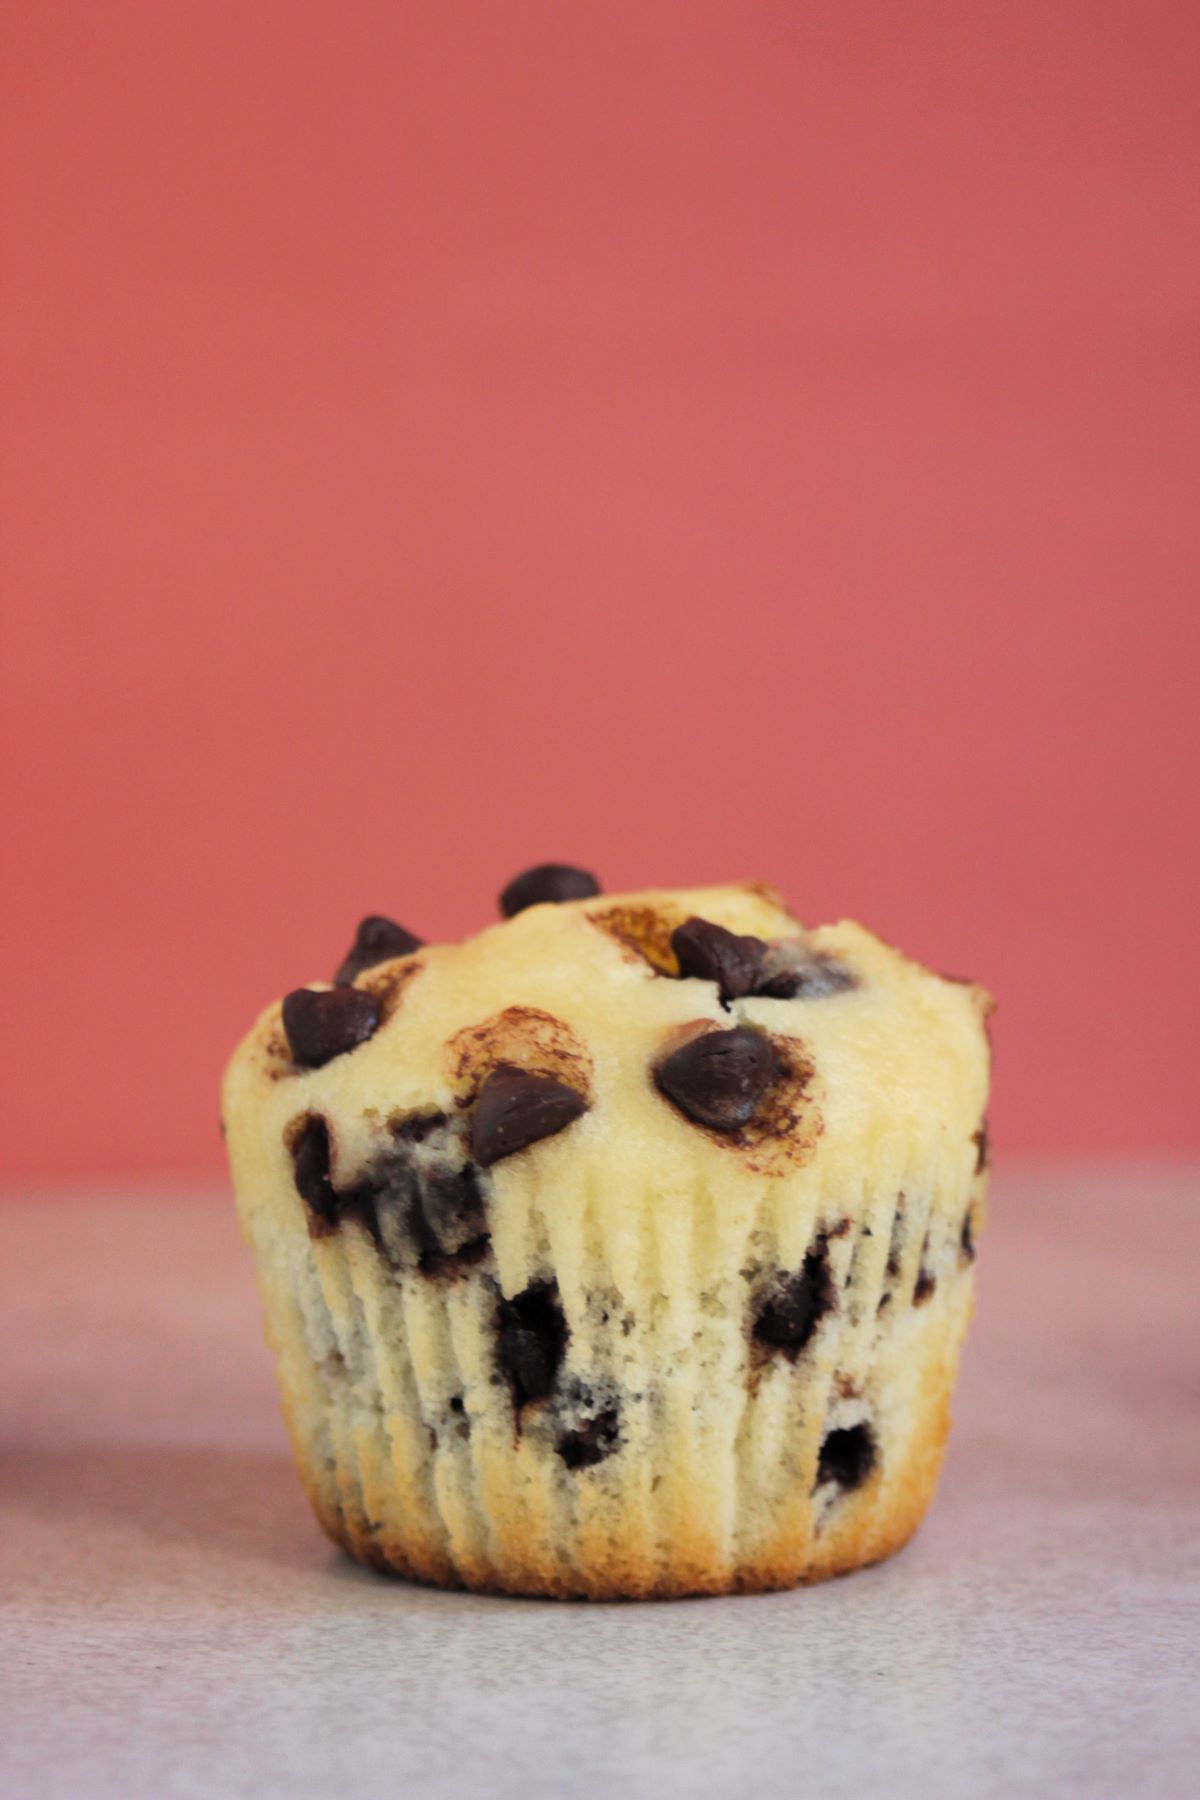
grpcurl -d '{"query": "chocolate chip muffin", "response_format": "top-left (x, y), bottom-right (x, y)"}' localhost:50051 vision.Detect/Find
top-left (222, 869), bottom-right (992, 1598)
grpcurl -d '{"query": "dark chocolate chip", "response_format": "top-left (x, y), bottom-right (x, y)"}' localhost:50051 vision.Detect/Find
top-left (972, 1120), bottom-right (990, 1173)
top-left (757, 945), bottom-right (857, 1000)
top-left (497, 1281), bottom-right (568, 1408)
top-left (282, 986), bottom-right (381, 1069)
top-left (655, 1027), bottom-right (778, 1133)
top-left (557, 1404), bottom-right (621, 1470)
top-left (961, 1208), bottom-right (976, 1262)
top-left (299, 1112), bottom-right (492, 1274)
top-left (364, 1151), bottom-right (490, 1276)
top-left (351, 1150), bottom-right (419, 1256)
top-left (470, 1066), bottom-right (587, 1167)
top-left (290, 1115), bottom-right (338, 1232)
top-left (671, 916), bottom-right (767, 1005)
top-left (333, 915), bottom-right (423, 985)
top-left (499, 864), bottom-right (601, 917)
top-left (816, 1422), bottom-right (876, 1492)
top-left (753, 1241), bottom-right (836, 1357)
top-left (912, 1230), bottom-right (937, 1303)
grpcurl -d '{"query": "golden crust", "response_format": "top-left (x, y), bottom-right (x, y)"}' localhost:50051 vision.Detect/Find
top-left (286, 1335), bottom-right (959, 1599)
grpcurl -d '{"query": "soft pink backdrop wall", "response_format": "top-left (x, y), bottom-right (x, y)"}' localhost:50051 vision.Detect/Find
top-left (2, 2), bottom-right (1197, 1179)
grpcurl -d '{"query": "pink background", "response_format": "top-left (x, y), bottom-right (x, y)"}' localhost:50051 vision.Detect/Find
top-left (2, 2), bottom-right (1197, 1180)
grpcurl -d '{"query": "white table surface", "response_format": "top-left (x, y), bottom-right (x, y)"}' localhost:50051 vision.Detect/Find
top-left (2, 1164), bottom-right (1196, 1800)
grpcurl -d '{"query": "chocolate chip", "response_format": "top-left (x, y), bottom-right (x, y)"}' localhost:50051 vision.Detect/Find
top-left (753, 1241), bottom-right (836, 1357)
top-left (961, 1208), bottom-right (976, 1262)
top-left (972, 1120), bottom-right (990, 1173)
top-left (655, 1027), bottom-right (777, 1133)
top-left (333, 915), bottom-right (423, 985)
top-left (671, 916), bottom-right (766, 1004)
top-left (282, 986), bottom-right (381, 1069)
top-left (351, 1152), bottom-right (418, 1256)
top-left (557, 1403), bottom-right (621, 1470)
top-left (816, 1423), bottom-right (876, 1492)
top-left (757, 944), bottom-right (856, 1000)
top-left (911, 1230), bottom-right (937, 1303)
top-left (289, 1115), bottom-right (338, 1232)
top-left (497, 1281), bottom-right (568, 1407)
top-left (294, 1111), bottom-right (492, 1275)
top-left (470, 1066), bottom-right (587, 1166)
top-left (364, 1151), bottom-right (490, 1276)
top-left (499, 863), bottom-right (601, 917)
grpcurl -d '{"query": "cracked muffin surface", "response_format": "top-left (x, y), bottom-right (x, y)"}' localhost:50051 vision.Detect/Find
top-left (222, 875), bottom-right (992, 1597)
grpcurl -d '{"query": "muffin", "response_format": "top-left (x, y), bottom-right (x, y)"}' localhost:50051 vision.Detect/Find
top-left (222, 867), bottom-right (992, 1598)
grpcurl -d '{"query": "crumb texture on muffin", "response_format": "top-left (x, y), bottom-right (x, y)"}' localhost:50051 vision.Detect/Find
top-left (223, 880), bottom-right (992, 1597)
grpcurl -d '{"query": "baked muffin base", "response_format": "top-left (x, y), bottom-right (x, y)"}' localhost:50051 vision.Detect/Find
top-left (247, 1164), bottom-right (979, 1599)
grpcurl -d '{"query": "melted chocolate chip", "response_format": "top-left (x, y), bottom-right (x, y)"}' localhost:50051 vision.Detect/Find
top-left (290, 1115), bottom-right (338, 1232)
top-left (913, 1266), bottom-right (937, 1305)
top-left (912, 1230), bottom-right (937, 1303)
top-left (362, 1151), bottom-right (490, 1275)
top-left (961, 1208), bottom-right (976, 1262)
top-left (348, 1152), bottom-right (417, 1253)
top-left (333, 915), bottom-right (423, 985)
top-left (499, 864), bottom-right (601, 917)
top-left (655, 1027), bottom-right (777, 1133)
top-left (557, 1403), bottom-right (621, 1470)
top-left (671, 916), bottom-right (767, 1005)
top-left (417, 1163), bottom-right (490, 1266)
top-left (290, 1113), bottom-right (491, 1273)
top-left (753, 1241), bottom-right (836, 1357)
top-left (470, 1066), bottom-right (587, 1167)
top-left (497, 1281), bottom-right (568, 1407)
top-left (757, 945), bottom-right (857, 1000)
top-left (886, 1203), bottom-right (905, 1278)
top-left (816, 1422), bottom-right (876, 1492)
top-left (282, 986), bottom-right (381, 1069)
top-left (392, 1111), bottom-right (449, 1143)
top-left (972, 1120), bottom-right (990, 1173)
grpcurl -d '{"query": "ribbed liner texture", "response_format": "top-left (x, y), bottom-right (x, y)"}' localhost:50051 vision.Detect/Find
top-left (253, 1147), bottom-right (982, 1597)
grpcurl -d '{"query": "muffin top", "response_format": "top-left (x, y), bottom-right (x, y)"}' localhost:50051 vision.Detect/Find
top-left (222, 875), bottom-right (992, 1224)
